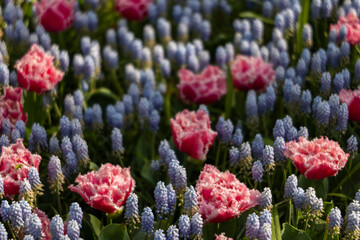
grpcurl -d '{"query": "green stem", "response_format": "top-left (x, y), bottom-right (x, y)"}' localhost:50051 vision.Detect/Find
top-left (267, 172), bottom-right (271, 189)
top-left (90, 77), bottom-right (96, 93)
top-left (118, 155), bottom-right (125, 167)
top-left (157, 219), bottom-right (162, 230)
top-left (314, 20), bottom-right (321, 47)
top-left (224, 64), bottom-right (233, 119)
top-left (323, 222), bottom-right (329, 240)
top-left (215, 142), bottom-right (221, 167)
top-left (56, 184), bottom-right (62, 215)
top-left (295, 209), bottom-right (300, 228)
top-left (151, 133), bottom-right (155, 160)
top-left (304, 219), bottom-right (309, 232)
top-left (57, 32), bottom-right (65, 50)
top-left (345, 166), bottom-right (356, 195)
top-left (7, 222), bottom-right (16, 239)
top-left (165, 84), bottom-right (171, 123)
top-left (221, 149), bottom-right (228, 171)
top-left (33, 90), bottom-right (37, 102)
top-left (106, 214), bottom-right (113, 225)
top-left (53, 102), bottom-right (62, 118)
top-left (111, 70), bottom-right (123, 96)
top-left (288, 199), bottom-right (292, 225)
top-left (274, 199), bottom-right (288, 207)
top-left (47, 109), bottom-right (52, 125)
top-left (34, 193), bottom-right (38, 207)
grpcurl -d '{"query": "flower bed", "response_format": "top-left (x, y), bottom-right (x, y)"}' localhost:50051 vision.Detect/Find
top-left (0, 0), bottom-right (359, 239)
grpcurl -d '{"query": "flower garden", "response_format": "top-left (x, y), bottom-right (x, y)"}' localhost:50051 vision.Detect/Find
top-left (0, 0), bottom-right (360, 239)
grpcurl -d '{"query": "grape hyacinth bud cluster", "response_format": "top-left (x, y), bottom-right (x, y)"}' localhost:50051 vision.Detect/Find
top-left (246, 209), bottom-right (272, 240)
top-left (292, 186), bottom-right (324, 220)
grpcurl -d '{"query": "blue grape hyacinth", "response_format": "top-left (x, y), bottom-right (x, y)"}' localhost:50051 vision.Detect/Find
top-left (141, 207), bottom-right (154, 234)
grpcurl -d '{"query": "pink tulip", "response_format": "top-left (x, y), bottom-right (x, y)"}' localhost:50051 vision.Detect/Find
top-left (115, 0), bottom-right (152, 21)
top-left (69, 163), bottom-right (135, 214)
top-left (215, 233), bottom-right (233, 240)
top-left (0, 140), bottom-right (41, 197)
top-left (0, 87), bottom-right (27, 132)
top-left (35, 0), bottom-right (75, 32)
top-left (340, 88), bottom-right (360, 122)
top-left (170, 109), bottom-right (217, 160)
top-left (284, 137), bottom-right (349, 180)
top-left (14, 44), bottom-right (64, 94)
top-left (197, 165), bottom-right (260, 223)
top-left (177, 65), bottom-right (227, 105)
top-left (231, 55), bottom-right (275, 91)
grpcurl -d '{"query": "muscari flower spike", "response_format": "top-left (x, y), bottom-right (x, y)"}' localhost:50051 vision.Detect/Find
top-left (252, 160), bottom-right (264, 183)
top-left (167, 184), bottom-right (176, 215)
top-left (167, 225), bottom-right (179, 240)
top-left (141, 207), bottom-right (154, 234)
top-left (246, 213), bottom-right (260, 240)
top-left (154, 181), bottom-right (169, 218)
top-left (178, 215), bottom-right (191, 239)
top-left (154, 229), bottom-right (166, 240)
top-left (184, 185), bottom-right (198, 216)
top-left (125, 192), bottom-right (140, 227)
top-left (347, 135), bottom-right (358, 154)
top-left (50, 215), bottom-right (64, 240)
top-left (260, 209), bottom-right (272, 226)
top-left (328, 207), bottom-right (343, 235)
top-left (0, 223), bottom-right (7, 240)
top-left (259, 187), bottom-right (272, 209)
top-left (67, 220), bottom-right (80, 240)
top-left (191, 213), bottom-right (203, 239)
top-left (239, 142), bottom-right (253, 171)
top-left (111, 128), bottom-right (124, 155)
top-left (27, 167), bottom-right (43, 193)
top-left (69, 202), bottom-right (83, 228)
top-left (9, 201), bottom-right (24, 228)
top-left (252, 134), bottom-right (264, 160)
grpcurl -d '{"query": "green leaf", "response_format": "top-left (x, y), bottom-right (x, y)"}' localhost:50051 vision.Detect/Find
top-left (333, 160), bottom-right (360, 193)
top-left (82, 212), bottom-right (103, 239)
top-left (327, 193), bottom-right (352, 200)
top-left (99, 224), bottom-right (129, 240)
top-left (239, 12), bottom-right (274, 24)
top-left (310, 219), bottom-right (328, 239)
top-left (23, 91), bottom-right (46, 126)
top-left (323, 202), bottom-right (334, 218)
top-left (219, 218), bottom-right (237, 237)
top-left (296, 0), bottom-right (310, 54)
top-left (134, 133), bottom-right (148, 169)
top-left (263, 138), bottom-right (274, 146)
top-left (88, 87), bottom-right (118, 100)
top-left (86, 87), bottom-right (118, 107)
top-left (132, 230), bottom-right (146, 240)
top-left (89, 214), bottom-right (102, 237)
top-left (282, 223), bottom-right (311, 240)
top-left (141, 162), bottom-right (155, 184)
top-left (89, 161), bottom-right (99, 171)
top-left (272, 206), bottom-right (282, 240)
top-left (49, 205), bottom-right (59, 216)
top-left (203, 223), bottom-right (217, 240)
top-left (235, 210), bottom-right (251, 239)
